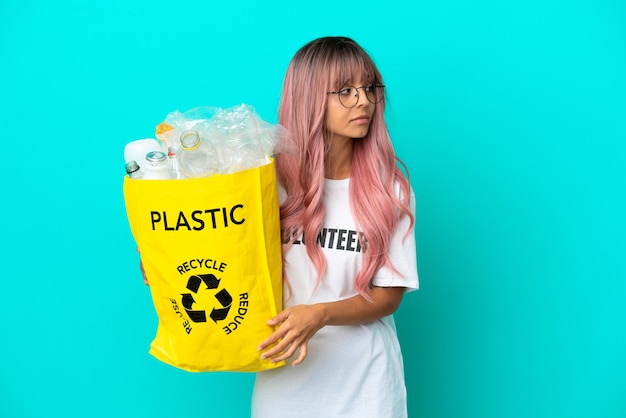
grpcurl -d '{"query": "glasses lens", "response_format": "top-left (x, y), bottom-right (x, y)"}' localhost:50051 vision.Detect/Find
top-left (366, 85), bottom-right (384, 104)
top-left (338, 87), bottom-right (358, 108)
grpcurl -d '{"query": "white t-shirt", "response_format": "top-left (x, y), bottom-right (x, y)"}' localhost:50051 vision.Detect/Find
top-left (252, 177), bottom-right (419, 418)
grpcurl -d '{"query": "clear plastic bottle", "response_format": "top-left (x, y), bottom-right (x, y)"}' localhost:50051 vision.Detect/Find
top-left (125, 160), bottom-right (144, 179)
top-left (167, 147), bottom-right (185, 179)
top-left (143, 151), bottom-right (171, 180)
top-left (177, 130), bottom-right (219, 178)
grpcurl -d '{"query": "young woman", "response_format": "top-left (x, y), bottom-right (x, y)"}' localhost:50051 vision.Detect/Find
top-left (253, 36), bottom-right (419, 418)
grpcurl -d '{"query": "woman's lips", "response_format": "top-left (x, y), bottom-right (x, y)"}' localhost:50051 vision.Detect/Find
top-left (351, 115), bottom-right (370, 124)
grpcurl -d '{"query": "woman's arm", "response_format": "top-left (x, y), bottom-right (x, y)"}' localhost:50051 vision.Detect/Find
top-left (258, 286), bottom-right (406, 366)
top-left (137, 247), bottom-right (149, 285)
top-left (139, 258), bottom-right (149, 285)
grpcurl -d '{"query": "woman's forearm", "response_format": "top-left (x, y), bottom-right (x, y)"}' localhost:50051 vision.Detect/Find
top-left (317, 285), bottom-right (406, 326)
top-left (258, 286), bottom-right (406, 365)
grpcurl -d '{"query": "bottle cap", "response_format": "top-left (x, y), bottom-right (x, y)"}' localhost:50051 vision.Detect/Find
top-left (125, 160), bottom-right (140, 174)
top-left (146, 151), bottom-right (167, 163)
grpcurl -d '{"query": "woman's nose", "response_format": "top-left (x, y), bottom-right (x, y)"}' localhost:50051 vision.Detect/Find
top-left (355, 89), bottom-right (369, 107)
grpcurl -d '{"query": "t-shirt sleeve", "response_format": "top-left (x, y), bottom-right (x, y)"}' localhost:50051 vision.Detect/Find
top-left (371, 185), bottom-right (419, 291)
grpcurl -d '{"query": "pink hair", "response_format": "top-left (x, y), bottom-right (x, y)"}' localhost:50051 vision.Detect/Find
top-left (276, 37), bottom-right (414, 299)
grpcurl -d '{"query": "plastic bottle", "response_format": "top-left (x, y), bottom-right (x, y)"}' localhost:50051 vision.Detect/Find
top-left (167, 147), bottom-right (185, 179)
top-left (143, 151), bottom-right (171, 180)
top-left (177, 130), bottom-right (219, 178)
top-left (125, 160), bottom-right (144, 179)
top-left (124, 138), bottom-right (166, 164)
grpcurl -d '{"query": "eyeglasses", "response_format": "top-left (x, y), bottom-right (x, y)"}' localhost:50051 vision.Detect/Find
top-left (326, 84), bottom-right (385, 108)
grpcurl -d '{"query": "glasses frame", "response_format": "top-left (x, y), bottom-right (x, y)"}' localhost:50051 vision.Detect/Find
top-left (326, 84), bottom-right (386, 108)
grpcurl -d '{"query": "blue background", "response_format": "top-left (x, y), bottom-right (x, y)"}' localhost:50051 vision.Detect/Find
top-left (1, 0), bottom-right (625, 417)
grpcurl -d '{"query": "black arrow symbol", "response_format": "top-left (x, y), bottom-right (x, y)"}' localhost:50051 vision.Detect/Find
top-left (215, 288), bottom-right (232, 306)
top-left (200, 274), bottom-right (220, 289)
top-left (186, 274), bottom-right (221, 293)
top-left (209, 289), bottom-right (233, 323)
top-left (186, 276), bottom-right (202, 293)
top-left (181, 293), bottom-right (196, 309)
top-left (187, 310), bottom-right (207, 323)
top-left (181, 292), bottom-right (207, 323)
top-left (210, 306), bottom-right (230, 322)
top-left (187, 274), bottom-right (221, 291)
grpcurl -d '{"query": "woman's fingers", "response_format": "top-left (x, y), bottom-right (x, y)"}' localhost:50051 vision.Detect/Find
top-left (258, 326), bottom-right (289, 354)
top-left (258, 305), bottom-right (323, 365)
top-left (290, 344), bottom-right (308, 366)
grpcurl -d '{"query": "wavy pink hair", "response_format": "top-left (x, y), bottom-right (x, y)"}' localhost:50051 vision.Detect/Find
top-left (276, 36), bottom-right (414, 299)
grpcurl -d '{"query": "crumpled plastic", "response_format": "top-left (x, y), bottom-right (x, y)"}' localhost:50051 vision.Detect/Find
top-left (155, 104), bottom-right (294, 175)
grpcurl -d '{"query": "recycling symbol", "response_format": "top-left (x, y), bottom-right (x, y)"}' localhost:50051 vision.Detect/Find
top-left (181, 273), bottom-right (232, 323)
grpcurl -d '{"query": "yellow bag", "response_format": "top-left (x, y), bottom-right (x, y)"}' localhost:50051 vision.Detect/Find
top-left (123, 160), bottom-right (284, 372)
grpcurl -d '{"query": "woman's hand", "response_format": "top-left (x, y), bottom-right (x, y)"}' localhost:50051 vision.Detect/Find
top-left (258, 304), bottom-right (326, 366)
top-left (258, 286), bottom-right (406, 366)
